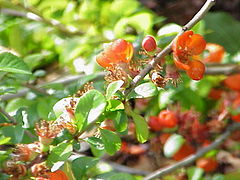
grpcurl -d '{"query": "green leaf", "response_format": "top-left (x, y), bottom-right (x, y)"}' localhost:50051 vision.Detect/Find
top-left (107, 173), bottom-right (135, 180)
top-left (106, 80), bottom-right (124, 100)
top-left (204, 12), bottom-right (240, 54)
top-left (86, 137), bottom-right (105, 157)
top-left (72, 156), bottom-right (99, 180)
top-left (0, 53), bottom-right (31, 74)
top-left (127, 82), bottom-right (158, 99)
top-left (85, 137), bottom-right (104, 151)
top-left (130, 111), bottom-right (149, 143)
top-left (0, 136), bottom-right (11, 145)
top-left (0, 87), bottom-right (16, 95)
top-left (112, 111), bottom-right (128, 132)
top-left (0, 124), bottom-right (24, 144)
top-left (163, 134), bottom-right (185, 158)
top-left (37, 97), bottom-right (58, 120)
top-left (47, 142), bottom-right (73, 166)
top-left (175, 88), bottom-right (205, 113)
top-left (187, 167), bottom-right (204, 180)
top-left (158, 89), bottom-right (175, 109)
top-left (212, 174), bottom-right (225, 180)
top-left (157, 23), bottom-right (181, 37)
top-left (100, 129), bottom-right (121, 155)
top-left (114, 12), bottom-right (154, 36)
top-left (106, 99), bottom-right (124, 112)
top-left (75, 90), bottom-right (106, 131)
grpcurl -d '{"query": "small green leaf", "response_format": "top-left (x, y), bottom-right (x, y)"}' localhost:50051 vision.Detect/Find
top-left (187, 167), bottom-right (204, 180)
top-left (131, 112), bottom-right (149, 143)
top-left (0, 87), bottom-right (16, 95)
top-left (106, 99), bottom-right (124, 112)
top-left (158, 89), bottom-right (175, 109)
top-left (0, 53), bottom-right (31, 74)
top-left (0, 125), bottom-right (24, 144)
top-left (100, 129), bottom-right (121, 155)
top-left (106, 80), bottom-right (124, 100)
top-left (112, 111), bottom-right (128, 132)
top-left (72, 156), bottom-right (99, 180)
top-left (163, 134), bottom-right (185, 158)
top-left (212, 174), bottom-right (225, 180)
top-left (0, 136), bottom-right (11, 145)
top-left (157, 23), bottom-right (181, 37)
top-left (85, 137), bottom-right (104, 151)
top-left (86, 137), bottom-right (105, 157)
top-left (108, 173), bottom-right (135, 180)
top-left (47, 142), bottom-right (73, 166)
top-left (75, 90), bottom-right (106, 131)
top-left (127, 82), bottom-right (158, 99)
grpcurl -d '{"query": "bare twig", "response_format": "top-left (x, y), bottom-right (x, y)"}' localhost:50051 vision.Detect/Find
top-left (105, 161), bottom-right (150, 176)
top-left (144, 122), bottom-right (240, 180)
top-left (23, 83), bottom-right (49, 96)
top-left (0, 107), bottom-right (16, 123)
top-left (124, 0), bottom-right (216, 97)
top-left (0, 73), bottom-right (105, 101)
top-left (205, 63), bottom-right (240, 75)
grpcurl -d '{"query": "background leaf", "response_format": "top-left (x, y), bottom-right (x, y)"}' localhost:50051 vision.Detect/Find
top-left (163, 134), bottom-right (185, 158)
top-left (0, 53), bottom-right (31, 74)
top-left (100, 129), bottom-right (121, 155)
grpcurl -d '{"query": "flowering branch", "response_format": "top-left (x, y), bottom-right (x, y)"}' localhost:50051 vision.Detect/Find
top-left (124, 0), bottom-right (216, 97)
top-left (144, 122), bottom-right (240, 180)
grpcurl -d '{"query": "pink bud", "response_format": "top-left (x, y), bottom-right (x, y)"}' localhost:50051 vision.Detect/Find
top-left (142, 35), bottom-right (157, 52)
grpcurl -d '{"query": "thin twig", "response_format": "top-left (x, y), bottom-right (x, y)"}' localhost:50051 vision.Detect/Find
top-left (0, 107), bottom-right (16, 123)
top-left (105, 161), bottom-right (150, 176)
top-left (205, 63), bottom-right (240, 75)
top-left (144, 122), bottom-right (240, 180)
top-left (23, 83), bottom-right (49, 96)
top-left (124, 0), bottom-right (216, 97)
top-left (0, 73), bottom-right (105, 101)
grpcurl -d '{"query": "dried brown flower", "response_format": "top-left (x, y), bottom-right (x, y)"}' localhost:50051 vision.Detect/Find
top-left (35, 120), bottom-right (63, 144)
top-left (31, 162), bottom-right (49, 178)
top-left (75, 82), bottom-right (94, 97)
top-left (13, 142), bottom-right (40, 161)
top-left (3, 161), bottom-right (27, 178)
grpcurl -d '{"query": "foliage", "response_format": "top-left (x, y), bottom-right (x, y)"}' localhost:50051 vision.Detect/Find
top-left (0, 0), bottom-right (240, 180)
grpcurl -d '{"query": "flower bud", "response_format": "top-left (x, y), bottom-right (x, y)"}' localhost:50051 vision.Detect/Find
top-left (142, 35), bottom-right (157, 52)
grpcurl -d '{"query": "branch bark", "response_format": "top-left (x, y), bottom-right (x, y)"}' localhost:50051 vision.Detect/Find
top-left (144, 122), bottom-right (240, 180)
top-left (124, 0), bottom-right (216, 97)
top-left (0, 73), bottom-right (105, 101)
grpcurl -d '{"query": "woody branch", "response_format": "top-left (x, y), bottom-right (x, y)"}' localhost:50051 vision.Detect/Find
top-left (124, 0), bottom-right (216, 97)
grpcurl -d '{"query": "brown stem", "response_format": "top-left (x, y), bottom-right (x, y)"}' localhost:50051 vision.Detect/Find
top-left (124, 0), bottom-right (216, 97)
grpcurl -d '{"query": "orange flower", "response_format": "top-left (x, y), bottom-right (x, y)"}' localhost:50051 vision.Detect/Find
top-left (47, 170), bottom-right (69, 180)
top-left (186, 59), bottom-right (205, 80)
top-left (173, 143), bottom-right (195, 161)
top-left (203, 43), bottom-right (225, 63)
top-left (96, 39), bottom-right (133, 68)
top-left (172, 31), bottom-right (206, 80)
top-left (196, 157), bottom-right (218, 172)
top-left (224, 74), bottom-right (240, 91)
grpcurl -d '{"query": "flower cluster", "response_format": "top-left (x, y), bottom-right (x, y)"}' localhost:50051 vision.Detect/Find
top-left (172, 30), bottom-right (206, 80)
